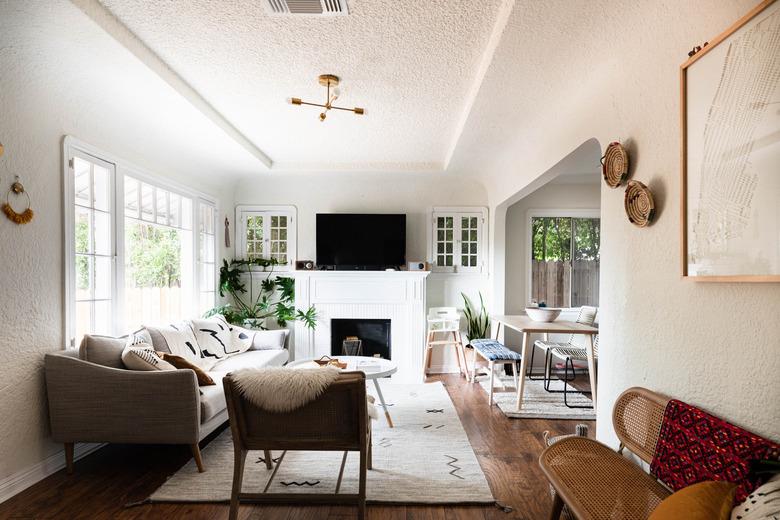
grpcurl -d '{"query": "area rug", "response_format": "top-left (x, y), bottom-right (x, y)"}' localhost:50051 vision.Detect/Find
top-left (148, 382), bottom-right (494, 504)
top-left (476, 374), bottom-right (595, 420)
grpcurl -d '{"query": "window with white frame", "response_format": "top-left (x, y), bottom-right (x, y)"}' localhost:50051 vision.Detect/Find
top-left (235, 206), bottom-right (296, 269)
top-left (528, 211), bottom-right (600, 309)
top-left (64, 138), bottom-right (218, 347)
top-left (430, 207), bottom-right (487, 273)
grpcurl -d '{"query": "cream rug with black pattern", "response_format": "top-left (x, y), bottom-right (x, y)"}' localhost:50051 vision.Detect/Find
top-left (148, 382), bottom-right (494, 504)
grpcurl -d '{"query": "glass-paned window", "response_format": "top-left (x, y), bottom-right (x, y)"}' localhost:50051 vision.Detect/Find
top-left (531, 216), bottom-right (600, 308)
top-left (236, 207), bottom-right (296, 270)
top-left (431, 209), bottom-right (486, 273)
top-left (123, 178), bottom-right (194, 329)
top-left (198, 201), bottom-right (217, 315)
top-left (71, 154), bottom-right (115, 345)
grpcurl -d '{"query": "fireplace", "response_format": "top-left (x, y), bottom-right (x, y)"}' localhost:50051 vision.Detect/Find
top-left (330, 318), bottom-right (391, 360)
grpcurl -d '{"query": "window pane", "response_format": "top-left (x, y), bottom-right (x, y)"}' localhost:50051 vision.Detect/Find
top-left (93, 300), bottom-right (111, 335)
top-left (156, 189), bottom-right (168, 225)
top-left (75, 301), bottom-right (91, 346)
top-left (93, 164), bottom-right (110, 212)
top-left (280, 228), bottom-right (287, 240)
top-left (571, 218), bottom-right (600, 307)
top-left (445, 217), bottom-right (453, 228)
top-left (437, 230), bottom-right (444, 241)
top-left (74, 158), bottom-right (90, 207)
top-left (75, 207), bottom-right (91, 253)
top-left (470, 230), bottom-right (477, 241)
top-left (140, 183), bottom-right (154, 221)
top-left (445, 256), bottom-right (453, 266)
top-left (201, 234), bottom-right (215, 263)
top-left (181, 197), bottom-right (193, 230)
top-left (470, 243), bottom-right (477, 254)
top-left (125, 177), bottom-right (139, 218)
top-left (470, 257), bottom-right (477, 267)
top-left (445, 230), bottom-right (453, 241)
top-left (271, 229), bottom-right (278, 241)
top-left (279, 216), bottom-right (287, 227)
top-left (437, 217), bottom-right (444, 228)
top-left (437, 255), bottom-right (445, 265)
top-left (200, 264), bottom-right (215, 291)
top-left (271, 216), bottom-right (278, 227)
top-left (75, 255), bottom-right (92, 298)
top-left (93, 210), bottom-right (111, 256)
top-left (94, 256), bottom-right (112, 300)
top-left (169, 193), bottom-right (180, 228)
top-left (462, 255), bottom-right (468, 266)
top-left (471, 217), bottom-right (478, 227)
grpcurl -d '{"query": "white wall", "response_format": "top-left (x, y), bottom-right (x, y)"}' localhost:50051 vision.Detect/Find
top-left (471, 1), bottom-right (780, 444)
top-left (233, 172), bottom-right (490, 372)
top-left (0, 2), bottom-right (235, 493)
top-left (503, 181), bottom-right (600, 361)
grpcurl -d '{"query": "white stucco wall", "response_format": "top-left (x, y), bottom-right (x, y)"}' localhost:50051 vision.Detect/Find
top-left (0, 2), bottom-right (236, 487)
top-left (466, 1), bottom-right (780, 444)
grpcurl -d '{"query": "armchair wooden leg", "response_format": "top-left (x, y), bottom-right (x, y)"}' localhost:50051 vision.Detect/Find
top-left (263, 450), bottom-right (273, 470)
top-left (64, 443), bottom-right (74, 475)
top-left (229, 448), bottom-right (247, 520)
top-left (191, 443), bottom-right (205, 473)
top-left (549, 493), bottom-right (564, 520)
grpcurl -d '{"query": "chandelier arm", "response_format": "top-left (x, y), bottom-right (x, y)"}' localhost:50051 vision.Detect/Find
top-left (329, 105), bottom-right (361, 113)
top-left (296, 100), bottom-right (328, 109)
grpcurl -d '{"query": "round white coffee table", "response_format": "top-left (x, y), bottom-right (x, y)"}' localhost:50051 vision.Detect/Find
top-left (287, 356), bottom-right (397, 427)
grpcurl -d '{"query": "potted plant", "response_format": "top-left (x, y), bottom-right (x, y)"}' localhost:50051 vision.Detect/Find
top-left (204, 258), bottom-right (316, 330)
top-left (461, 291), bottom-right (489, 345)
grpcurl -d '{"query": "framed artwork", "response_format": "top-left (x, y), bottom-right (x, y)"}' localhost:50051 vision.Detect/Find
top-left (681, 0), bottom-right (780, 282)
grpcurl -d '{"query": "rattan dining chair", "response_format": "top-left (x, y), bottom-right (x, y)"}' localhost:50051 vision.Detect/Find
top-left (223, 371), bottom-right (372, 520)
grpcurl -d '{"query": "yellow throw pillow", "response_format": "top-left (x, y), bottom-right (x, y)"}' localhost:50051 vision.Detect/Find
top-left (649, 481), bottom-right (736, 520)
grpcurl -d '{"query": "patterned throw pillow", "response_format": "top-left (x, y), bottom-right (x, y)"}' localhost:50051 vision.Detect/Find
top-left (144, 321), bottom-right (212, 369)
top-left (121, 343), bottom-right (176, 372)
top-left (190, 315), bottom-right (234, 359)
top-left (230, 325), bottom-right (255, 356)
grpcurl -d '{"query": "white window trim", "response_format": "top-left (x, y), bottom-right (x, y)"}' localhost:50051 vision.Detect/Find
top-left (525, 208), bottom-right (600, 311)
top-left (235, 205), bottom-right (297, 271)
top-left (63, 136), bottom-right (219, 347)
top-left (428, 206), bottom-right (488, 274)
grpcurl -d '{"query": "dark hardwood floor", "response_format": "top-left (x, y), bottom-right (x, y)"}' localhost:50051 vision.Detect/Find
top-left (0, 373), bottom-right (595, 520)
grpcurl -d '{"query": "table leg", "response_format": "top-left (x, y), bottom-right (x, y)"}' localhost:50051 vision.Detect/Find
top-left (586, 334), bottom-right (598, 411)
top-left (373, 378), bottom-right (394, 428)
top-left (515, 331), bottom-right (532, 411)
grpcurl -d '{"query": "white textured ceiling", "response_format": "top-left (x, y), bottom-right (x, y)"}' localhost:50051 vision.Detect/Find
top-left (97, 0), bottom-right (504, 171)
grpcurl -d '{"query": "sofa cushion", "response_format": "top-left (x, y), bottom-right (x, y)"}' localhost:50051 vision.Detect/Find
top-left (159, 352), bottom-right (215, 386)
top-left (211, 349), bottom-right (289, 373)
top-left (144, 322), bottom-right (213, 370)
top-left (251, 329), bottom-right (290, 350)
top-left (79, 335), bottom-right (125, 368)
top-left (199, 382), bottom-right (227, 423)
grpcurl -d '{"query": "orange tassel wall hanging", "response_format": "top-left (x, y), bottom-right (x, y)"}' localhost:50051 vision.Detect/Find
top-left (3, 176), bottom-right (34, 225)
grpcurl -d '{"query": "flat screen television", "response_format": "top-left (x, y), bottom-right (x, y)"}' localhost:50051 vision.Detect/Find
top-left (316, 213), bottom-right (406, 270)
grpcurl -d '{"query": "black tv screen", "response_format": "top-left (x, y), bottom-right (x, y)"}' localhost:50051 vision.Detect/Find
top-left (317, 214), bottom-right (406, 270)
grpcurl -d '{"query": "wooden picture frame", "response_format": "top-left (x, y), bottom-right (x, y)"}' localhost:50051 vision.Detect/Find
top-left (680, 0), bottom-right (780, 282)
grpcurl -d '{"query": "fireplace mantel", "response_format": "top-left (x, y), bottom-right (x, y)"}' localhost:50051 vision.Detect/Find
top-left (292, 271), bottom-right (429, 383)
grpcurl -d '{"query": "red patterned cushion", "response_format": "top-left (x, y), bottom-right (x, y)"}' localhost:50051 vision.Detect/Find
top-left (650, 399), bottom-right (780, 503)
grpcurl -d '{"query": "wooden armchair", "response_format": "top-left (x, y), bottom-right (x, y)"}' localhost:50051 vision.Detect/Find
top-left (223, 371), bottom-right (372, 520)
top-left (539, 387), bottom-right (671, 520)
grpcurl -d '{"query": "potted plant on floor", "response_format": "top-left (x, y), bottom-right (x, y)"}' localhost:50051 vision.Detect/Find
top-left (205, 258), bottom-right (317, 330)
top-left (461, 292), bottom-right (489, 346)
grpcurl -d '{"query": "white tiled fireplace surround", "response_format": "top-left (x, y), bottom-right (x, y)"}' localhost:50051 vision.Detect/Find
top-left (292, 271), bottom-right (429, 383)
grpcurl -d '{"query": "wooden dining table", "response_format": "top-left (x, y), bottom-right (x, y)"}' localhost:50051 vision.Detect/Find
top-left (491, 315), bottom-right (599, 412)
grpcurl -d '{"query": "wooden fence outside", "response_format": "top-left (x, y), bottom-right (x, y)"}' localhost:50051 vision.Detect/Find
top-left (531, 260), bottom-right (599, 308)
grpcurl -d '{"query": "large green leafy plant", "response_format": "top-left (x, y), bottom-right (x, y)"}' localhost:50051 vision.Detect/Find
top-left (204, 258), bottom-right (317, 330)
top-left (461, 291), bottom-right (490, 342)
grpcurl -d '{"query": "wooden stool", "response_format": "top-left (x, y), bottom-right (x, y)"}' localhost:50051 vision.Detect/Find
top-left (423, 307), bottom-right (470, 380)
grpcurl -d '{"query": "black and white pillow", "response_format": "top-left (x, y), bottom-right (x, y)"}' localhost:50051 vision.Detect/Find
top-left (121, 343), bottom-right (176, 372)
top-left (144, 321), bottom-right (209, 369)
top-left (230, 324), bottom-right (255, 356)
top-left (190, 315), bottom-right (235, 359)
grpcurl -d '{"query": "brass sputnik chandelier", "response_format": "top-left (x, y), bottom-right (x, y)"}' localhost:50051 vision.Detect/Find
top-left (289, 74), bottom-right (365, 122)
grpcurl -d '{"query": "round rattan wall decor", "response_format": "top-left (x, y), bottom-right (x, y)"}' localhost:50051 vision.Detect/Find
top-left (601, 141), bottom-right (629, 188)
top-left (624, 180), bottom-right (655, 227)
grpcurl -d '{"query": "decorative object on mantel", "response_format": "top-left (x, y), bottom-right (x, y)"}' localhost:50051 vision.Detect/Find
top-left (295, 260), bottom-right (315, 270)
top-left (224, 217), bottom-right (230, 248)
top-left (289, 74), bottom-right (366, 122)
top-left (681, 0), bottom-right (780, 282)
top-left (600, 141), bottom-right (629, 188)
top-left (624, 180), bottom-right (655, 227)
top-left (2, 176), bottom-right (34, 225)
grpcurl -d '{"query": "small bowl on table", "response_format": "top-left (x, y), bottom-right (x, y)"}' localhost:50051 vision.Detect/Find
top-left (525, 307), bottom-right (562, 322)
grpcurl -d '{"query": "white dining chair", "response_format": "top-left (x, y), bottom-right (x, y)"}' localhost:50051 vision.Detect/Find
top-left (423, 307), bottom-right (469, 380)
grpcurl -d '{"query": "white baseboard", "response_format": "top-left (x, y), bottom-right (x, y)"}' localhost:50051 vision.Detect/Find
top-left (0, 442), bottom-right (105, 504)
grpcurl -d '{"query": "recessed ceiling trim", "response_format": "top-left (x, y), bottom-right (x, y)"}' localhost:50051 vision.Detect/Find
top-left (443, 0), bottom-right (516, 170)
top-left (70, 0), bottom-right (273, 169)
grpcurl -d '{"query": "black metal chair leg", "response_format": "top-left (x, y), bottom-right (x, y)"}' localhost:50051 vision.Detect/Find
top-left (526, 345), bottom-right (546, 380)
top-left (563, 357), bottom-right (594, 409)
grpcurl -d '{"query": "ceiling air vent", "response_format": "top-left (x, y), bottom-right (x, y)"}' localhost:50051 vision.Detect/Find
top-left (265, 0), bottom-right (349, 15)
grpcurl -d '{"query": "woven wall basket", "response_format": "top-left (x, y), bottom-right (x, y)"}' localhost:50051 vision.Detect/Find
top-left (624, 180), bottom-right (655, 227)
top-left (601, 142), bottom-right (629, 188)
